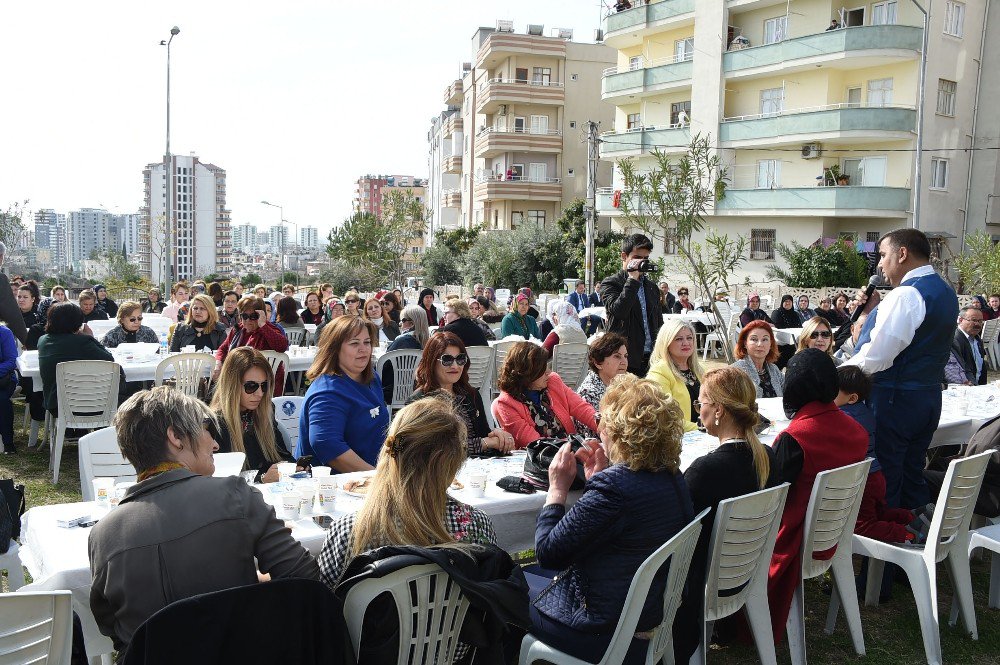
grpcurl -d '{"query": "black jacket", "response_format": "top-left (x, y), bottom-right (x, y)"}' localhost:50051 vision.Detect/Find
top-left (215, 414), bottom-right (294, 482)
top-left (771, 306), bottom-right (802, 330)
top-left (170, 322), bottom-right (228, 352)
top-left (336, 543), bottom-right (530, 665)
top-left (951, 329), bottom-right (988, 385)
top-left (441, 317), bottom-right (489, 347)
top-left (599, 270), bottom-right (662, 373)
top-left (0, 273), bottom-right (26, 344)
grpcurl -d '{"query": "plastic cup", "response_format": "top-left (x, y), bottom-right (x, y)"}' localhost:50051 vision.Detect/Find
top-left (317, 477), bottom-right (337, 511)
top-left (311, 466), bottom-right (331, 478)
top-left (92, 478), bottom-right (114, 508)
top-left (467, 473), bottom-right (488, 498)
top-left (277, 462), bottom-right (296, 481)
top-left (281, 491), bottom-right (302, 520)
top-left (182, 345), bottom-right (196, 353)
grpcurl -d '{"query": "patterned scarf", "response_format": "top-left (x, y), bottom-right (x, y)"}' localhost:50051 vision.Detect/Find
top-left (137, 461), bottom-right (185, 482)
top-left (522, 390), bottom-right (567, 439)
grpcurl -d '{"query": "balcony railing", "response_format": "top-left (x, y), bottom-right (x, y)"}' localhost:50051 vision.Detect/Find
top-left (602, 57), bottom-right (693, 99)
top-left (600, 126), bottom-right (691, 157)
top-left (715, 186), bottom-right (911, 215)
top-left (477, 78), bottom-right (566, 113)
top-left (603, 52), bottom-right (693, 77)
top-left (475, 175), bottom-right (562, 185)
top-left (720, 103), bottom-right (916, 143)
top-left (603, 0), bottom-right (696, 41)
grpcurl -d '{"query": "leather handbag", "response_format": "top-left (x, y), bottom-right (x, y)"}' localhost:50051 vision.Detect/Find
top-left (522, 435), bottom-right (588, 491)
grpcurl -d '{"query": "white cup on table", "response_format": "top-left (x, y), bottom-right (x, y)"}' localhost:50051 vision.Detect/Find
top-left (277, 462), bottom-right (296, 482)
top-left (316, 477), bottom-right (337, 511)
top-left (92, 478), bottom-right (114, 509)
top-left (311, 466), bottom-right (331, 478)
top-left (467, 473), bottom-right (488, 498)
top-left (281, 491), bottom-right (302, 520)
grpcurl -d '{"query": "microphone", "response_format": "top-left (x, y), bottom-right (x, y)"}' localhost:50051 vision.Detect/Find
top-left (850, 274), bottom-right (881, 323)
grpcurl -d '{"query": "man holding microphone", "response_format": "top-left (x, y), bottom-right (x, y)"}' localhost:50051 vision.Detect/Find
top-left (599, 234), bottom-right (662, 376)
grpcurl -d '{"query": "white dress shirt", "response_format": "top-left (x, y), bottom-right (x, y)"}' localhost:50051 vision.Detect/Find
top-left (845, 264), bottom-right (935, 375)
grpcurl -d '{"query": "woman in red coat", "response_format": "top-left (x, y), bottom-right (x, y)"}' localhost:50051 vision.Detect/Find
top-left (767, 349), bottom-right (868, 643)
top-left (495, 341), bottom-right (599, 448)
top-left (213, 296), bottom-right (289, 395)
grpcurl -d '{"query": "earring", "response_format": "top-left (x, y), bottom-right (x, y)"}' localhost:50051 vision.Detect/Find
top-left (714, 416), bottom-right (720, 427)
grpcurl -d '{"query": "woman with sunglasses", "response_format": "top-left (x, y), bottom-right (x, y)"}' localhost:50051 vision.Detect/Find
top-left (210, 348), bottom-right (296, 483)
top-left (408, 332), bottom-right (514, 455)
top-left (671, 287), bottom-right (696, 313)
top-left (213, 296), bottom-right (289, 390)
top-left (381, 292), bottom-right (402, 324)
top-left (170, 294), bottom-right (227, 352)
top-left (103, 301), bottom-right (160, 348)
top-left (343, 290), bottom-right (363, 318)
top-left (796, 316), bottom-right (842, 365)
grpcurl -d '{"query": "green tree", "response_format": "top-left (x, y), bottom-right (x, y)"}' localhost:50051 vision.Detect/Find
top-left (953, 230), bottom-right (1000, 295)
top-left (421, 243), bottom-right (462, 286)
top-left (317, 259), bottom-right (378, 294)
top-left (202, 273), bottom-right (223, 284)
top-left (242, 273), bottom-right (263, 287)
top-left (765, 240), bottom-right (868, 289)
top-left (461, 225), bottom-right (575, 292)
top-left (280, 271), bottom-right (300, 287)
top-left (0, 200), bottom-right (28, 250)
top-left (434, 227), bottom-right (481, 255)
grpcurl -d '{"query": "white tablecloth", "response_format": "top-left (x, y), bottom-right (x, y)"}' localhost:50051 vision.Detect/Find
top-left (772, 327), bottom-right (803, 346)
top-left (579, 307), bottom-right (717, 329)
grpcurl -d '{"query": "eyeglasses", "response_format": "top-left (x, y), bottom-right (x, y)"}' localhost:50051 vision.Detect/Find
top-left (438, 353), bottom-right (469, 367)
top-left (809, 330), bottom-right (833, 339)
top-left (346, 299), bottom-right (359, 304)
top-left (961, 316), bottom-right (984, 324)
top-left (242, 380), bottom-right (269, 395)
top-left (678, 291), bottom-right (688, 295)
top-left (401, 317), bottom-right (411, 323)
top-left (693, 400), bottom-right (714, 410)
top-left (127, 316), bottom-right (143, 323)
top-left (240, 312), bottom-right (260, 321)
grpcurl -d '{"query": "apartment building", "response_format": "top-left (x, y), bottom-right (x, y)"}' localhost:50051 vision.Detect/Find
top-left (595, 0), bottom-right (997, 277)
top-left (140, 154), bottom-right (232, 283)
top-left (353, 175), bottom-right (427, 218)
top-left (427, 22), bottom-right (616, 238)
top-left (299, 226), bottom-right (320, 249)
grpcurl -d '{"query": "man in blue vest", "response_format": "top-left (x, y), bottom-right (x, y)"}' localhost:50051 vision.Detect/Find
top-left (846, 228), bottom-right (957, 509)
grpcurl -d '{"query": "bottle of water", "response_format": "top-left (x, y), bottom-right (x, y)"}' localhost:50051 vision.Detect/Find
top-left (159, 332), bottom-right (169, 355)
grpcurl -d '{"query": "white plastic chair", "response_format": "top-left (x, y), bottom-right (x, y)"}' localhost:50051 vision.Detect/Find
top-left (78, 427), bottom-right (137, 501)
top-left (787, 459), bottom-right (871, 665)
top-left (260, 350), bottom-right (290, 397)
top-left (694, 483), bottom-right (790, 665)
top-left (343, 562), bottom-right (471, 665)
top-left (551, 343), bottom-right (589, 390)
top-left (272, 396), bottom-right (305, 456)
top-left (0, 541), bottom-right (26, 590)
top-left (52, 360), bottom-right (121, 484)
top-left (0, 590), bottom-right (73, 664)
top-left (701, 311), bottom-right (740, 360)
top-left (464, 346), bottom-right (496, 417)
top-left (376, 349), bottom-right (422, 413)
top-left (847, 451), bottom-right (992, 665)
top-left (284, 328), bottom-right (306, 346)
top-left (491, 340), bottom-right (519, 398)
top-left (153, 352), bottom-right (214, 398)
top-left (519, 506), bottom-right (710, 665)
top-left (966, 523), bottom-right (1000, 609)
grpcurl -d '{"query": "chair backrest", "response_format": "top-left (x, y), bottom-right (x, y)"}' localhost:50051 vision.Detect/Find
top-left (342, 563), bottom-right (471, 665)
top-left (285, 328), bottom-right (306, 346)
top-left (727, 311), bottom-right (743, 345)
top-left (0, 590), bottom-right (73, 664)
top-left (79, 427), bottom-right (137, 501)
top-left (376, 350), bottom-right (423, 411)
top-left (55, 360), bottom-right (121, 429)
top-left (272, 396), bottom-right (305, 455)
top-left (924, 450), bottom-right (993, 563)
top-left (800, 459), bottom-right (872, 579)
top-left (704, 483), bottom-right (789, 621)
top-left (491, 340), bottom-right (519, 396)
top-left (153, 352), bottom-right (214, 397)
top-left (212, 452), bottom-right (247, 478)
top-left (551, 343), bottom-right (590, 390)
top-left (261, 351), bottom-right (290, 396)
top-left (464, 346), bottom-right (495, 391)
top-left (593, 507), bottom-right (710, 664)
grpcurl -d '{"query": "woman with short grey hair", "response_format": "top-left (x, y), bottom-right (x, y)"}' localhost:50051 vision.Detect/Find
top-left (88, 386), bottom-right (319, 651)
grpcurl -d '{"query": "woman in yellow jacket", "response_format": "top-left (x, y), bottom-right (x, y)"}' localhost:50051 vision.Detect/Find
top-left (647, 319), bottom-right (704, 432)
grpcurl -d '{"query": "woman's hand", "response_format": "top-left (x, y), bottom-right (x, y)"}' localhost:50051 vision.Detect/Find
top-left (261, 464), bottom-right (280, 483)
top-left (546, 442), bottom-right (577, 505)
top-left (577, 439), bottom-right (609, 480)
top-left (485, 429), bottom-right (515, 453)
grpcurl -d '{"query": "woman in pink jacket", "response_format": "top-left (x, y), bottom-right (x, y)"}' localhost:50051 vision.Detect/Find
top-left (495, 341), bottom-right (599, 448)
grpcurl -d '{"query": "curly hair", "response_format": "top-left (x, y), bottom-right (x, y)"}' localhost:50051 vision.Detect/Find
top-left (599, 374), bottom-right (683, 473)
top-left (497, 342), bottom-right (548, 399)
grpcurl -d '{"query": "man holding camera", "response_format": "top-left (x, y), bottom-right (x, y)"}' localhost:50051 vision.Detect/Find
top-left (600, 233), bottom-right (662, 376)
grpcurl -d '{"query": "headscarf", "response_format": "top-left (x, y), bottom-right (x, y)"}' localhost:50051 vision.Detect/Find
top-left (780, 294), bottom-right (794, 307)
top-left (782, 348), bottom-right (838, 419)
top-left (796, 295), bottom-right (811, 311)
top-left (418, 287), bottom-right (436, 303)
top-left (746, 292), bottom-right (761, 309)
top-left (551, 300), bottom-right (582, 331)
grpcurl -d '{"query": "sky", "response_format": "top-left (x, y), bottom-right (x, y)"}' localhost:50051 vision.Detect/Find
top-left (1, 0), bottom-right (608, 238)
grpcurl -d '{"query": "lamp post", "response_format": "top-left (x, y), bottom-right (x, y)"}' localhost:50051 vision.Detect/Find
top-left (910, 0), bottom-right (929, 230)
top-left (160, 26), bottom-right (180, 287)
top-left (261, 200), bottom-right (284, 283)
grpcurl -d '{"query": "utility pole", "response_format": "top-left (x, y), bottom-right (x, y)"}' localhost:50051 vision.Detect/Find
top-left (161, 26), bottom-right (180, 287)
top-left (585, 120), bottom-right (600, 292)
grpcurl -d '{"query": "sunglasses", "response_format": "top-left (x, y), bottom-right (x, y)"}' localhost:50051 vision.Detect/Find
top-left (346, 299), bottom-right (359, 304)
top-left (127, 316), bottom-right (143, 323)
top-left (678, 291), bottom-right (689, 295)
top-left (401, 317), bottom-right (411, 323)
top-left (240, 312), bottom-right (260, 321)
top-left (438, 353), bottom-right (469, 367)
top-left (809, 330), bottom-right (832, 339)
top-left (242, 380), bottom-right (269, 395)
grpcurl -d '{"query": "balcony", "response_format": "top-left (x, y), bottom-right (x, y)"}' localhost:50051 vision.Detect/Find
top-left (724, 25), bottom-right (922, 79)
top-left (477, 78), bottom-right (565, 114)
top-left (714, 186), bottom-right (911, 217)
top-left (474, 128), bottom-right (563, 158)
top-left (603, 0), bottom-right (696, 49)
top-left (599, 126), bottom-right (691, 159)
top-left (443, 79), bottom-right (463, 106)
top-left (473, 175), bottom-right (563, 202)
top-left (441, 189), bottom-right (462, 208)
top-left (602, 55), bottom-right (693, 102)
top-left (720, 104), bottom-right (916, 146)
top-left (443, 155), bottom-right (462, 174)
top-left (443, 114), bottom-right (463, 137)
top-left (476, 32), bottom-right (567, 69)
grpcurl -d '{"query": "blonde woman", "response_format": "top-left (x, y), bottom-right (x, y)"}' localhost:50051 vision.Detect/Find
top-left (343, 290), bottom-right (362, 317)
top-left (525, 374), bottom-right (694, 662)
top-left (170, 294), bottom-right (227, 352)
top-left (316, 397), bottom-right (497, 585)
top-left (673, 366), bottom-right (778, 662)
top-left (797, 316), bottom-right (842, 365)
top-left (210, 347), bottom-right (295, 483)
top-left (647, 319), bottom-right (704, 431)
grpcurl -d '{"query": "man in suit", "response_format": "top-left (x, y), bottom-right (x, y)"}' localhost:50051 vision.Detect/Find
top-left (943, 306), bottom-right (988, 385)
top-left (568, 280), bottom-right (601, 336)
top-left (599, 233), bottom-right (662, 376)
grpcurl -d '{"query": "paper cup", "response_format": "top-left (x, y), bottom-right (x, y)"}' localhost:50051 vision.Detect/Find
top-left (110, 482), bottom-right (134, 509)
top-left (317, 477), bottom-right (337, 511)
top-left (93, 478), bottom-right (115, 508)
top-left (281, 491), bottom-right (302, 520)
top-left (311, 466), bottom-right (332, 478)
top-left (277, 462), bottom-right (296, 481)
top-left (467, 473), bottom-right (488, 498)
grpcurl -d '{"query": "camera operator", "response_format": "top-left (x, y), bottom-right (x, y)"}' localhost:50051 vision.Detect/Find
top-left (599, 233), bottom-right (662, 376)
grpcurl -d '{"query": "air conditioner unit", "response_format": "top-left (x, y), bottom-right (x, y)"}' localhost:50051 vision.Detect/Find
top-left (496, 20), bottom-right (514, 33)
top-left (527, 24), bottom-right (544, 36)
top-left (556, 28), bottom-right (573, 40)
top-left (498, 104), bottom-right (508, 115)
top-left (801, 143), bottom-right (822, 159)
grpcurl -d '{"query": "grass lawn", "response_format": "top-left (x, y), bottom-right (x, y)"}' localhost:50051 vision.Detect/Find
top-left (2, 404), bottom-right (999, 663)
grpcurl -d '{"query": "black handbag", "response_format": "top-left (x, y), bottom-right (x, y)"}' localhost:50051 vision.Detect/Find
top-left (0, 478), bottom-right (25, 552)
top-left (522, 435), bottom-right (588, 491)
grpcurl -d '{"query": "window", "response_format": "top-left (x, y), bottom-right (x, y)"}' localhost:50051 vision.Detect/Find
top-left (750, 229), bottom-right (776, 260)
top-left (670, 101), bottom-right (691, 126)
top-left (930, 158), bottom-right (949, 189)
top-left (515, 68), bottom-right (528, 82)
top-left (842, 156), bottom-right (887, 186)
top-left (944, 1), bottom-right (965, 37)
top-left (760, 87), bottom-right (785, 116)
top-left (763, 16), bottom-right (787, 45)
top-left (937, 79), bottom-right (957, 116)
top-left (846, 87), bottom-right (862, 108)
top-left (569, 121), bottom-right (576, 128)
top-left (532, 67), bottom-right (552, 85)
top-left (528, 163), bottom-right (547, 182)
top-left (571, 73), bottom-right (579, 81)
top-left (867, 78), bottom-right (893, 107)
top-left (866, 231), bottom-right (881, 243)
top-left (628, 56), bottom-right (643, 70)
top-left (627, 112), bottom-right (642, 130)
top-left (530, 114), bottom-right (549, 134)
top-left (872, 1), bottom-right (898, 25)
top-left (756, 160), bottom-right (781, 189)
top-left (510, 211), bottom-right (523, 228)
top-left (527, 210), bottom-right (546, 226)
top-left (674, 37), bottom-right (694, 61)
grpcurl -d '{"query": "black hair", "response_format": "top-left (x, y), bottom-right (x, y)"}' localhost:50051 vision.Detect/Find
top-left (45, 302), bottom-right (85, 334)
top-left (223, 290), bottom-right (238, 299)
top-left (621, 233), bottom-right (653, 255)
top-left (837, 365), bottom-right (871, 402)
top-left (879, 228), bottom-right (931, 261)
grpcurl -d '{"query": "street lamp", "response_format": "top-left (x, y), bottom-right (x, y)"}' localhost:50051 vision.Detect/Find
top-left (261, 200), bottom-right (286, 283)
top-left (160, 26), bottom-right (180, 287)
top-left (910, 0), bottom-right (929, 230)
